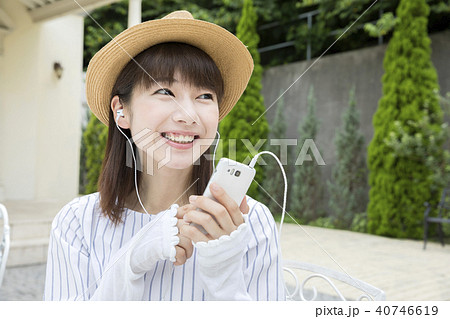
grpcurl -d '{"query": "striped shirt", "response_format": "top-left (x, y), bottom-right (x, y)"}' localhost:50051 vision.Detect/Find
top-left (43, 192), bottom-right (286, 301)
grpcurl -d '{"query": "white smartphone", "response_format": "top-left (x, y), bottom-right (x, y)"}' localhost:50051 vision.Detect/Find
top-left (190, 157), bottom-right (256, 235)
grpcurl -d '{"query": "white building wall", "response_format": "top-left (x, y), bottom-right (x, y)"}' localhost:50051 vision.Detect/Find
top-left (0, 0), bottom-right (83, 203)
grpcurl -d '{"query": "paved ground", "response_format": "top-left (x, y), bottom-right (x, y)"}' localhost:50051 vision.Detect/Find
top-left (0, 263), bottom-right (46, 301)
top-left (1, 223), bottom-right (449, 301)
top-left (279, 223), bottom-right (450, 300)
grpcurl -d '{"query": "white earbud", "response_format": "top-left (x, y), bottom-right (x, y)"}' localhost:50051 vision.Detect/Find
top-left (116, 109), bottom-right (124, 122)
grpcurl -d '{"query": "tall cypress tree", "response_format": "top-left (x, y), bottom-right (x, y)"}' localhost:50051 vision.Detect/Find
top-left (290, 86), bottom-right (323, 223)
top-left (261, 91), bottom-right (289, 217)
top-left (327, 87), bottom-right (368, 229)
top-left (218, 0), bottom-right (269, 201)
top-left (367, 0), bottom-right (442, 238)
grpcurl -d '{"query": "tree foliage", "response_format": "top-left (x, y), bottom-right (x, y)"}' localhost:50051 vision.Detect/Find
top-left (327, 87), bottom-right (369, 229)
top-left (290, 86), bottom-right (323, 222)
top-left (385, 91), bottom-right (450, 199)
top-left (83, 0), bottom-right (278, 70)
top-left (367, 0), bottom-right (443, 238)
top-left (261, 90), bottom-right (289, 217)
top-left (217, 0), bottom-right (269, 201)
top-left (82, 112), bottom-right (108, 194)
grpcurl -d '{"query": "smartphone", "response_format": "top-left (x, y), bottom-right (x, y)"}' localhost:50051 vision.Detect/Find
top-left (190, 157), bottom-right (256, 235)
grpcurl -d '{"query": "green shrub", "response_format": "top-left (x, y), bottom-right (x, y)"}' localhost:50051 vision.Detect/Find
top-left (351, 212), bottom-right (368, 233)
top-left (309, 217), bottom-right (335, 229)
top-left (83, 112), bottom-right (108, 194)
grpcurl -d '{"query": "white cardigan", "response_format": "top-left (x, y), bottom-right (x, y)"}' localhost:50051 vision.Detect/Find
top-left (43, 192), bottom-right (286, 301)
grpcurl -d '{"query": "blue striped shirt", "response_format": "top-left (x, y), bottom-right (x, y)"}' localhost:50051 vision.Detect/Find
top-left (43, 192), bottom-right (286, 300)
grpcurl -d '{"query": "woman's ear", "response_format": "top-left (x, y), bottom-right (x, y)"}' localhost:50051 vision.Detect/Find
top-left (111, 95), bottom-right (130, 129)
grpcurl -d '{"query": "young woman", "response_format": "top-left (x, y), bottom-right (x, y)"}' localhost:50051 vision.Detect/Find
top-left (44, 10), bottom-right (286, 301)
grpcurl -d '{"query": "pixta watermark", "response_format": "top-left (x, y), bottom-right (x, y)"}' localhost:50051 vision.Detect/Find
top-left (125, 128), bottom-right (326, 175)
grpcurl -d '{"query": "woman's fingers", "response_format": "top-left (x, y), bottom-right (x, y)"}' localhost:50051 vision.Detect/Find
top-left (176, 203), bottom-right (196, 219)
top-left (206, 183), bottom-right (245, 226)
top-left (177, 234), bottom-right (193, 259)
top-left (173, 220), bottom-right (194, 266)
top-left (173, 245), bottom-right (186, 266)
top-left (184, 209), bottom-right (226, 239)
top-left (240, 195), bottom-right (250, 214)
top-left (179, 217), bottom-right (213, 244)
top-left (174, 234), bottom-right (194, 266)
top-left (188, 197), bottom-right (235, 233)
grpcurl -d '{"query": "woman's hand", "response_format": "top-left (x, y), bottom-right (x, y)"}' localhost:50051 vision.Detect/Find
top-left (180, 182), bottom-right (250, 244)
top-left (173, 203), bottom-right (196, 266)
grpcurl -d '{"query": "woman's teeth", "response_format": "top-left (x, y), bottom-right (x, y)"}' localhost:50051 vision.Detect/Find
top-left (162, 132), bottom-right (196, 144)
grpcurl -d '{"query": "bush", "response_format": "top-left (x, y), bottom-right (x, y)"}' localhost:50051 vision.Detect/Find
top-left (308, 217), bottom-right (335, 229)
top-left (82, 112), bottom-right (108, 194)
top-left (351, 212), bottom-right (368, 233)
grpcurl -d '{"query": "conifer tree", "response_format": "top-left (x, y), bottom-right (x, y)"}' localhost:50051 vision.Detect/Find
top-left (290, 86), bottom-right (323, 222)
top-left (217, 0), bottom-right (269, 201)
top-left (327, 87), bottom-right (369, 229)
top-left (83, 112), bottom-right (108, 194)
top-left (261, 91), bottom-right (289, 217)
top-left (367, 0), bottom-right (443, 238)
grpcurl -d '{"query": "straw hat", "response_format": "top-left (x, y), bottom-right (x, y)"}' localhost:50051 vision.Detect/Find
top-left (85, 10), bottom-right (254, 126)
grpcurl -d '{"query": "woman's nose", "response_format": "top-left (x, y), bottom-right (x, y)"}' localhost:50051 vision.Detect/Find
top-left (172, 99), bottom-right (200, 125)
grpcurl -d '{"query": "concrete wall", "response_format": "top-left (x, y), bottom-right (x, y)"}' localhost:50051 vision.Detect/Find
top-left (0, 0), bottom-right (83, 203)
top-left (261, 30), bottom-right (450, 212)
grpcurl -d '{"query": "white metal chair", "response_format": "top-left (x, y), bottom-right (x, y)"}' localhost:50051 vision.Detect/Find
top-left (282, 259), bottom-right (386, 301)
top-left (0, 203), bottom-right (10, 289)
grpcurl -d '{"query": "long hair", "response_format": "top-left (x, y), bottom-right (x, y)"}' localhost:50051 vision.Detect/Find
top-left (97, 42), bottom-right (224, 226)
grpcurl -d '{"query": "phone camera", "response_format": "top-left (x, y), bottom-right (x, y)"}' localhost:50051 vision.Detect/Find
top-left (235, 170), bottom-right (241, 177)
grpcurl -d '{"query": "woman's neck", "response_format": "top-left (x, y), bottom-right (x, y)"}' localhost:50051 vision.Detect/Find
top-left (125, 164), bottom-right (196, 214)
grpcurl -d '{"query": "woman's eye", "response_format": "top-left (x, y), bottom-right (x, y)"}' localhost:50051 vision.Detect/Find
top-left (155, 88), bottom-right (174, 96)
top-left (198, 93), bottom-right (213, 100)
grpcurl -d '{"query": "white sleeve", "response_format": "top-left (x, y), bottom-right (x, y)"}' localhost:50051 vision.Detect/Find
top-left (193, 202), bottom-right (286, 301)
top-left (193, 212), bottom-right (252, 300)
top-left (44, 202), bottom-right (180, 301)
top-left (243, 203), bottom-right (287, 301)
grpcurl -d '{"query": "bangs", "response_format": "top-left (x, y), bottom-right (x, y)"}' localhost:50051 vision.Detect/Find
top-left (132, 42), bottom-right (224, 103)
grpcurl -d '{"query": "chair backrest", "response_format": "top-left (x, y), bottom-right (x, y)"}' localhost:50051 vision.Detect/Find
top-left (282, 259), bottom-right (386, 301)
top-left (437, 188), bottom-right (450, 217)
top-left (0, 203), bottom-right (10, 289)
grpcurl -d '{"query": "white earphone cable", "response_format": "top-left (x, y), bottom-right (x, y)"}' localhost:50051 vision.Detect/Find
top-left (115, 111), bottom-right (151, 216)
top-left (249, 151), bottom-right (287, 240)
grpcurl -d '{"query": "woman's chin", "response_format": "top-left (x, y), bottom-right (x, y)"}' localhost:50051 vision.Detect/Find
top-left (151, 155), bottom-right (197, 171)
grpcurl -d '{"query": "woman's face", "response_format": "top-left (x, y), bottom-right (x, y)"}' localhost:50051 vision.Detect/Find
top-left (115, 70), bottom-right (219, 173)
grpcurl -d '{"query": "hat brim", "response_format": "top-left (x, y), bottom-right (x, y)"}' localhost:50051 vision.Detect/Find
top-left (85, 17), bottom-right (254, 126)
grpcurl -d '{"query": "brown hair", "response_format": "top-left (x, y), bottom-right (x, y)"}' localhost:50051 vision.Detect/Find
top-left (97, 42), bottom-right (225, 226)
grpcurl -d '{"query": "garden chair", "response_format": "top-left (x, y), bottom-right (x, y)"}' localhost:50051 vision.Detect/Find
top-left (423, 188), bottom-right (450, 249)
top-left (0, 203), bottom-right (10, 289)
top-left (282, 259), bottom-right (386, 301)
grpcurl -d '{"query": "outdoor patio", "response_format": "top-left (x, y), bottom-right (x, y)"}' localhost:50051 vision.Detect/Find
top-left (1, 221), bottom-right (449, 301)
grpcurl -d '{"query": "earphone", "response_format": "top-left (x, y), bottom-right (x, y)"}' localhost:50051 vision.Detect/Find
top-left (115, 108), bottom-right (221, 217)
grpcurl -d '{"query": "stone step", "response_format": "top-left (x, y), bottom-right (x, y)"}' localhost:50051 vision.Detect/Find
top-left (9, 218), bottom-right (53, 241)
top-left (7, 238), bottom-right (49, 267)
